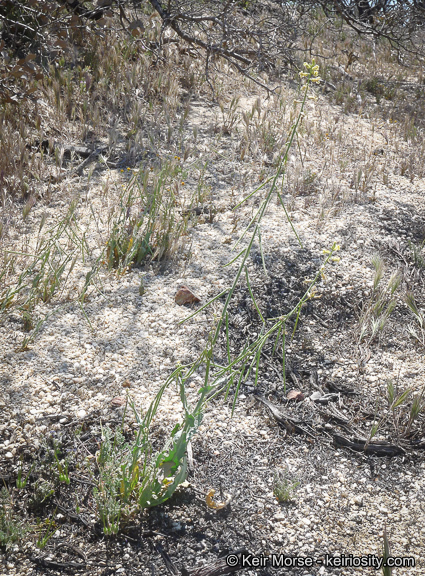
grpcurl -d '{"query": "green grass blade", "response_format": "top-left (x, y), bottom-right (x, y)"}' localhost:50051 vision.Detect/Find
top-left (245, 266), bottom-right (265, 323)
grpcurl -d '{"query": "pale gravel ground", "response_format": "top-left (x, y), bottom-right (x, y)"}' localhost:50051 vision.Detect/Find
top-left (1, 84), bottom-right (425, 575)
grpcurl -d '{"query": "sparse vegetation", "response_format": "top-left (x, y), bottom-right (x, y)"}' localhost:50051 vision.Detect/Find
top-left (358, 254), bottom-right (402, 345)
top-left (35, 516), bottom-right (56, 550)
top-left (273, 468), bottom-right (300, 503)
top-left (93, 388), bottom-right (202, 535)
top-left (382, 527), bottom-right (393, 576)
top-left (405, 291), bottom-right (425, 348)
top-left (0, 488), bottom-right (27, 551)
top-left (367, 380), bottom-right (424, 447)
top-left (408, 240), bottom-right (425, 269)
top-left (105, 159), bottom-right (202, 273)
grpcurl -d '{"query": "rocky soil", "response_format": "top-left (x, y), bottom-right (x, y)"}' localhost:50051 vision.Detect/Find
top-left (1, 80), bottom-right (425, 575)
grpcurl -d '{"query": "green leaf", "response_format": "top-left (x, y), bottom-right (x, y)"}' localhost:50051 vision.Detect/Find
top-left (393, 389), bottom-right (411, 408)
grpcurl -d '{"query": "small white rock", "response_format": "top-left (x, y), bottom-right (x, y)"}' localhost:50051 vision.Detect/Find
top-left (353, 496), bottom-right (363, 506)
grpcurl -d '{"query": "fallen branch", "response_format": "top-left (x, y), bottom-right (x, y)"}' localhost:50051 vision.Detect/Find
top-left (187, 549), bottom-right (249, 576)
top-left (332, 434), bottom-right (405, 457)
top-left (256, 394), bottom-right (315, 437)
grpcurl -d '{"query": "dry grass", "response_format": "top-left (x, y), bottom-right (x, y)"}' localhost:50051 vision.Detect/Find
top-left (1, 5), bottom-right (425, 348)
top-left (1, 4), bottom-right (425, 215)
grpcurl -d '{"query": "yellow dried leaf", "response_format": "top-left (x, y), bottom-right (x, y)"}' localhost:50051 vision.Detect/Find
top-left (205, 488), bottom-right (231, 510)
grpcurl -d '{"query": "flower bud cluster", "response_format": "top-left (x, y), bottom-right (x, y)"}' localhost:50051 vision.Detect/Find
top-left (299, 58), bottom-right (321, 84)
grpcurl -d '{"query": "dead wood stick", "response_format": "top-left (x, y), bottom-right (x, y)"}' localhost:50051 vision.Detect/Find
top-left (255, 395), bottom-right (314, 437)
top-left (155, 542), bottom-right (179, 575)
top-left (188, 549), bottom-right (248, 576)
top-left (31, 556), bottom-right (86, 570)
top-left (332, 434), bottom-right (405, 457)
top-left (286, 364), bottom-right (302, 389)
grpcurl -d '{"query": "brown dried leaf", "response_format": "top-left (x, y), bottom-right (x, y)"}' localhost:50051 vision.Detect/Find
top-left (129, 19), bottom-right (145, 32)
top-left (70, 15), bottom-right (81, 27)
top-left (110, 396), bottom-right (126, 407)
top-left (175, 286), bottom-right (200, 306)
top-left (55, 39), bottom-right (68, 49)
top-left (287, 389), bottom-right (305, 402)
